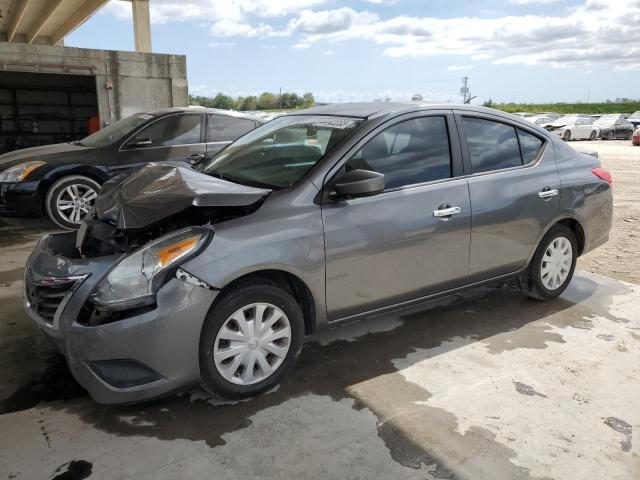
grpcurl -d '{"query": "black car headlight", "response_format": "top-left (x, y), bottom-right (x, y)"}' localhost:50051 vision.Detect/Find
top-left (91, 227), bottom-right (211, 310)
top-left (0, 161), bottom-right (45, 182)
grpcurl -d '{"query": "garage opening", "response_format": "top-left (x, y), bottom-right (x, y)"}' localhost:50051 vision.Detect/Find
top-left (0, 71), bottom-right (99, 155)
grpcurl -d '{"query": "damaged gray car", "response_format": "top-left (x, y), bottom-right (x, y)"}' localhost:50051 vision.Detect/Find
top-left (24, 103), bottom-right (613, 404)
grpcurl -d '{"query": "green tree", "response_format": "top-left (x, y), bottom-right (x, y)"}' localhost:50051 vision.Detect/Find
top-left (257, 92), bottom-right (278, 110)
top-left (237, 95), bottom-right (258, 111)
top-left (302, 92), bottom-right (315, 107)
top-left (211, 93), bottom-right (236, 110)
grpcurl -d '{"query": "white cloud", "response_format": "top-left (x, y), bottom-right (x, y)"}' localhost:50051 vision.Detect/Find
top-left (446, 65), bottom-right (474, 71)
top-left (104, 0), bottom-right (327, 24)
top-left (105, 0), bottom-right (640, 70)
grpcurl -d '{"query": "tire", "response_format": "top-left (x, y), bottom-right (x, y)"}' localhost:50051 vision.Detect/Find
top-left (44, 175), bottom-right (101, 230)
top-left (563, 130), bottom-right (571, 141)
top-left (519, 225), bottom-right (577, 301)
top-left (199, 280), bottom-right (305, 399)
top-left (589, 130), bottom-right (597, 141)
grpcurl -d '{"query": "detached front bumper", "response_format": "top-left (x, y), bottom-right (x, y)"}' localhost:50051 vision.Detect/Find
top-left (24, 232), bottom-right (218, 404)
top-left (0, 181), bottom-right (44, 217)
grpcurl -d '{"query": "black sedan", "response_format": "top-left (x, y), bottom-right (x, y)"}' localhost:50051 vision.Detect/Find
top-left (594, 114), bottom-right (635, 140)
top-left (0, 108), bottom-right (263, 229)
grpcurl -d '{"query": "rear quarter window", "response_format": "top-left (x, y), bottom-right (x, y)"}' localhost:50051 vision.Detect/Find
top-left (517, 129), bottom-right (544, 164)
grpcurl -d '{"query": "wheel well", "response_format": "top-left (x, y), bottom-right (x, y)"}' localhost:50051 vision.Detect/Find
top-left (557, 218), bottom-right (585, 256)
top-left (220, 270), bottom-right (316, 335)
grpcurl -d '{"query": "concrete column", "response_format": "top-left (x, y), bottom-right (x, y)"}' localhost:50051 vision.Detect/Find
top-left (132, 0), bottom-right (152, 53)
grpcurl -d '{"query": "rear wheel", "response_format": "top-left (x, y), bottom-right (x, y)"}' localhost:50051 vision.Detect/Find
top-left (589, 130), bottom-right (597, 140)
top-left (519, 225), bottom-right (577, 301)
top-left (45, 175), bottom-right (101, 229)
top-left (199, 280), bottom-right (304, 399)
top-left (563, 130), bottom-right (571, 141)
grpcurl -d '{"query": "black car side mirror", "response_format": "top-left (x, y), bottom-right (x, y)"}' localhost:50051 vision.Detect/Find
top-left (333, 169), bottom-right (385, 199)
top-left (128, 138), bottom-right (153, 149)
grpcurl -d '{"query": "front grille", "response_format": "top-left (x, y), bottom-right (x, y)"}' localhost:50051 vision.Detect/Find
top-left (26, 276), bottom-right (78, 323)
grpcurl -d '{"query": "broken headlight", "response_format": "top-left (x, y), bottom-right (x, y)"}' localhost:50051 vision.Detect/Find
top-left (92, 227), bottom-right (211, 310)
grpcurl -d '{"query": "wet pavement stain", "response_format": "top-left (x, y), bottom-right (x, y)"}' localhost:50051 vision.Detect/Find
top-left (51, 460), bottom-right (93, 480)
top-left (604, 417), bottom-right (633, 452)
top-left (513, 382), bottom-right (548, 398)
top-left (0, 355), bottom-right (85, 415)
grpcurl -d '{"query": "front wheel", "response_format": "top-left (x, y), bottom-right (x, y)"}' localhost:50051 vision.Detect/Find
top-left (199, 280), bottom-right (304, 399)
top-left (519, 225), bottom-right (577, 301)
top-left (589, 130), bottom-right (597, 141)
top-left (45, 175), bottom-right (101, 229)
top-left (563, 130), bottom-right (571, 141)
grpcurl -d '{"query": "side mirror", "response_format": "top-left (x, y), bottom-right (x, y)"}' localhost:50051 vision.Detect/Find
top-left (128, 137), bottom-right (153, 148)
top-left (333, 169), bottom-right (385, 199)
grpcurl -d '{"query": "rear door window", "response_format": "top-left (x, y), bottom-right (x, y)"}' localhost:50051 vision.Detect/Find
top-left (462, 117), bottom-right (522, 174)
top-left (346, 116), bottom-right (452, 190)
top-left (132, 114), bottom-right (203, 147)
top-left (208, 114), bottom-right (257, 142)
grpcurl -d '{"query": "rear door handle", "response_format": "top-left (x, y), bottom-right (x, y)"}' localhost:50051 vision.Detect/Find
top-left (538, 188), bottom-right (559, 199)
top-left (433, 206), bottom-right (462, 218)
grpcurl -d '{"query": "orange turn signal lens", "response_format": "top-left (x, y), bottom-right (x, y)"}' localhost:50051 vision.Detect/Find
top-left (155, 236), bottom-right (200, 268)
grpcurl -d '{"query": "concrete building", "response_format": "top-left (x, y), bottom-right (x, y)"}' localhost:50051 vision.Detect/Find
top-left (0, 1), bottom-right (188, 154)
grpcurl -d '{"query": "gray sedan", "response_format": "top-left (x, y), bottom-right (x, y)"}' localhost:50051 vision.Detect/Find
top-left (24, 103), bottom-right (613, 404)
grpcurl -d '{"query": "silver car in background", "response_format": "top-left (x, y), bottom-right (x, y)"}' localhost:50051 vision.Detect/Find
top-left (24, 103), bottom-right (613, 404)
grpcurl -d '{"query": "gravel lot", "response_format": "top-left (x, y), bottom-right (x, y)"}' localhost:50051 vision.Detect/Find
top-left (576, 140), bottom-right (640, 284)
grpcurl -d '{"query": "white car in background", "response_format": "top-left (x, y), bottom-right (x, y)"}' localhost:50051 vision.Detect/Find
top-left (546, 115), bottom-right (599, 141)
top-left (526, 115), bottom-right (556, 128)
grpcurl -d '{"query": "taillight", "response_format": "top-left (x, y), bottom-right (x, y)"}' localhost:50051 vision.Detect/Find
top-left (592, 167), bottom-right (612, 185)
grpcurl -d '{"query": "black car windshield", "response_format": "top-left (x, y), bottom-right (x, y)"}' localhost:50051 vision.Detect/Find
top-left (201, 115), bottom-right (362, 189)
top-left (78, 113), bottom-right (154, 147)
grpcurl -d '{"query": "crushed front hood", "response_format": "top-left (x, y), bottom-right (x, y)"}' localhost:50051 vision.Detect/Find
top-left (95, 163), bottom-right (271, 229)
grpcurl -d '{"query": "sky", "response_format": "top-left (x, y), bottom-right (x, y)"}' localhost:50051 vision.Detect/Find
top-left (65, 0), bottom-right (640, 105)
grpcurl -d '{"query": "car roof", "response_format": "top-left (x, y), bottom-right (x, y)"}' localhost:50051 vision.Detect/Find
top-left (290, 102), bottom-right (539, 121)
top-left (146, 107), bottom-right (266, 123)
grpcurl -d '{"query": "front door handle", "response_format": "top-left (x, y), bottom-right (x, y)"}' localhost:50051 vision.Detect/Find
top-left (538, 188), bottom-right (559, 199)
top-left (433, 206), bottom-right (462, 218)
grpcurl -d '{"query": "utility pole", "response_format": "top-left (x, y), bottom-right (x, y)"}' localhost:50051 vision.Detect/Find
top-left (278, 87), bottom-right (282, 110)
top-left (460, 77), bottom-right (470, 104)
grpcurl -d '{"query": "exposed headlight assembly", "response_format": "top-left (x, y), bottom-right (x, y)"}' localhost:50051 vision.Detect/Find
top-left (92, 227), bottom-right (211, 310)
top-left (0, 161), bottom-right (46, 182)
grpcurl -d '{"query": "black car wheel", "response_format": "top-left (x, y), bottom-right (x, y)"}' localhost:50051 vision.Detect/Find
top-left (563, 130), bottom-right (571, 141)
top-left (199, 279), bottom-right (305, 399)
top-left (519, 225), bottom-right (578, 301)
top-left (45, 175), bottom-right (101, 229)
top-left (589, 130), bottom-right (597, 140)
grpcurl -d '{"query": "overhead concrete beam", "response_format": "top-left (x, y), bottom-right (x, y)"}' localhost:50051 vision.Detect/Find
top-left (132, 0), bottom-right (151, 53)
top-left (51, 0), bottom-right (110, 45)
top-left (7, 0), bottom-right (31, 42)
top-left (27, 0), bottom-right (64, 44)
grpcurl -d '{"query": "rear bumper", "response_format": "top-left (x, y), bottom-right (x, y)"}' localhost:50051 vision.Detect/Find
top-left (24, 232), bottom-right (218, 404)
top-left (0, 181), bottom-right (44, 217)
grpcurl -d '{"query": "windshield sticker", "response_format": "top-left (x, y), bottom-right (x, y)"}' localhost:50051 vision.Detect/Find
top-left (312, 120), bottom-right (357, 129)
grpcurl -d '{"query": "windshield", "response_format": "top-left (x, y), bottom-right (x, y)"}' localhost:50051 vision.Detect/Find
top-left (201, 115), bottom-right (362, 189)
top-left (594, 114), bottom-right (621, 126)
top-left (79, 113), bottom-right (154, 147)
